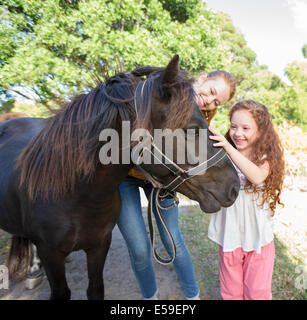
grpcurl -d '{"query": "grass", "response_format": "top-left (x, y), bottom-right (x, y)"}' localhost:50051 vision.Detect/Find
top-left (179, 207), bottom-right (307, 300)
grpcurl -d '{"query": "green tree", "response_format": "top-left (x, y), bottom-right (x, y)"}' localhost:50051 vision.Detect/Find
top-left (158, 0), bottom-right (200, 22)
top-left (284, 61), bottom-right (307, 129)
top-left (0, 0), bottom-right (224, 112)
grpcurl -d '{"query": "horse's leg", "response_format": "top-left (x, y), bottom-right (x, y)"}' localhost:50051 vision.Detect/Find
top-left (25, 244), bottom-right (44, 290)
top-left (36, 243), bottom-right (70, 300)
top-left (85, 233), bottom-right (112, 300)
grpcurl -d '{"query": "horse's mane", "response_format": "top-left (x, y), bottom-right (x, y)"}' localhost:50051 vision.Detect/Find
top-left (18, 65), bottom-right (195, 200)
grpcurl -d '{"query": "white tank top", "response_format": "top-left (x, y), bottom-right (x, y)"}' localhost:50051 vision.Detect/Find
top-left (208, 164), bottom-right (274, 254)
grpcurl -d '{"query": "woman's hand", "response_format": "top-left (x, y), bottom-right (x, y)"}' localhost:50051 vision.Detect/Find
top-left (208, 127), bottom-right (233, 154)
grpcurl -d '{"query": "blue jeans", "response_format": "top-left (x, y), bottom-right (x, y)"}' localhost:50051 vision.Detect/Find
top-left (117, 176), bottom-right (199, 299)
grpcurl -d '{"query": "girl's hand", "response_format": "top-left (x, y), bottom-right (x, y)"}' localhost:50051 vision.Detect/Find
top-left (208, 127), bottom-right (232, 154)
top-left (208, 127), bottom-right (270, 185)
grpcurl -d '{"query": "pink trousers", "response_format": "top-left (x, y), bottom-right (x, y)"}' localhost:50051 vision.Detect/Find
top-left (219, 241), bottom-right (275, 300)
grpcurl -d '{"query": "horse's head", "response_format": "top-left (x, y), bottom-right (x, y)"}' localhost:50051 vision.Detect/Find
top-left (134, 55), bottom-right (240, 213)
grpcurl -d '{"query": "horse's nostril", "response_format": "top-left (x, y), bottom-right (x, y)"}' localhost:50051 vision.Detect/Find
top-left (229, 184), bottom-right (239, 202)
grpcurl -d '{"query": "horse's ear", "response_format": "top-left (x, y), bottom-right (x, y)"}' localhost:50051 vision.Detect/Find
top-left (160, 55), bottom-right (179, 91)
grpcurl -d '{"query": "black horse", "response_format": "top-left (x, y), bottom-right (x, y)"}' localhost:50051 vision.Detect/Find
top-left (0, 55), bottom-right (239, 299)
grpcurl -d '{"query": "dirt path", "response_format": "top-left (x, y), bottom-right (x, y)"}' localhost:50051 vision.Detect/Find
top-left (0, 223), bottom-right (188, 300)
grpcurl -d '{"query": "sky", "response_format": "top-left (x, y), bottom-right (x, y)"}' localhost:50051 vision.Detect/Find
top-left (205, 0), bottom-right (307, 82)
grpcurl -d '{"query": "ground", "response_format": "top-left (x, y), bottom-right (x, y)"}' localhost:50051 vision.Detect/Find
top-left (0, 224), bottom-right (187, 300)
top-left (0, 185), bottom-right (306, 300)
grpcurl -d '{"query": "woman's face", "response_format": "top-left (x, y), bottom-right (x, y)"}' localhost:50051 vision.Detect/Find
top-left (193, 74), bottom-right (231, 111)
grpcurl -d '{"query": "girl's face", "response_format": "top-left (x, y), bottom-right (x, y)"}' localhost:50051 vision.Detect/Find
top-left (229, 110), bottom-right (260, 156)
top-left (193, 73), bottom-right (231, 111)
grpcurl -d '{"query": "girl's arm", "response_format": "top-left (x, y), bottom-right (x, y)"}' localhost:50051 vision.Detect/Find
top-left (208, 127), bottom-right (269, 186)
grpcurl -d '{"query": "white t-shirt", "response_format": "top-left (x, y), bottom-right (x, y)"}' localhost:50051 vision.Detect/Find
top-left (208, 164), bottom-right (274, 254)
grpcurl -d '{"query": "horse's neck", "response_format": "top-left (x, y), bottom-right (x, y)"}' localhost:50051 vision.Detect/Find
top-left (80, 164), bottom-right (133, 203)
top-left (99, 164), bottom-right (132, 188)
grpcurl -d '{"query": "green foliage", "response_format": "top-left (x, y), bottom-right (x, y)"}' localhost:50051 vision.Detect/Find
top-left (302, 44), bottom-right (307, 59)
top-left (158, 0), bottom-right (200, 22)
top-left (242, 61), bottom-right (307, 130)
top-left (0, 98), bottom-right (14, 113)
top-left (210, 105), bottom-right (229, 134)
top-left (286, 61), bottom-right (307, 89)
top-left (284, 61), bottom-right (307, 130)
top-left (0, 0), bottom-right (224, 112)
top-left (0, 1), bottom-right (306, 131)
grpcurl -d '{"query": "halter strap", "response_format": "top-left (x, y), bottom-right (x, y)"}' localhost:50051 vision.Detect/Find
top-left (138, 135), bottom-right (228, 191)
top-left (133, 78), bottom-right (228, 266)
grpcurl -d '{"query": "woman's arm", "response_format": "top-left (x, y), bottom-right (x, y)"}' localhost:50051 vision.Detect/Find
top-left (208, 127), bottom-right (269, 185)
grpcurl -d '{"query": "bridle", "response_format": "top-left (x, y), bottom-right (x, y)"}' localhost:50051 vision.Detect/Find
top-left (133, 79), bottom-right (228, 265)
top-left (136, 136), bottom-right (227, 191)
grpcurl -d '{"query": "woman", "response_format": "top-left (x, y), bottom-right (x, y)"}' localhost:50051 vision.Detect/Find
top-left (194, 70), bottom-right (236, 125)
top-left (117, 70), bottom-right (236, 299)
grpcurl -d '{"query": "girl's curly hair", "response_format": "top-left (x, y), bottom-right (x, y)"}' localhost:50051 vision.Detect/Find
top-left (225, 100), bottom-right (285, 215)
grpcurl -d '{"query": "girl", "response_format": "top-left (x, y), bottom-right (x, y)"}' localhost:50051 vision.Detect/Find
top-left (118, 70), bottom-right (236, 300)
top-left (208, 100), bottom-right (285, 300)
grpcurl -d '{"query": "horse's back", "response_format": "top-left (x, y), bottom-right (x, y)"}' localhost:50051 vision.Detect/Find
top-left (0, 117), bottom-right (45, 168)
top-left (0, 112), bottom-right (30, 124)
top-left (0, 116), bottom-right (44, 139)
top-left (0, 117), bottom-right (46, 234)
top-left (1, 115), bottom-right (44, 149)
